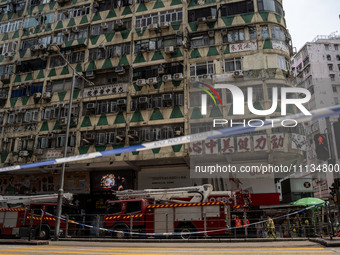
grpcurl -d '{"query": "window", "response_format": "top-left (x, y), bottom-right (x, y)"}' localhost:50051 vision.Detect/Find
top-left (90, 21), bottom-right (114, 36)
top-left (57, 5), bottom-right (91, 21)
top-left (303, 56), bottom-right (309, 67)
top-left (190, 61), bottom-right (215, 76)
top-left (0, 20), bottom-right (22, 34)
top-left (16, 59), bottom-right (47, 73)
top-left (225, 29), bottom-right (245, 43)
top-left (249, 26), bottom-right (257, 40)
top-left (248, 85), bottom-right (264, 101)
top-left (327, 55), bottom-right (331, 61)
top-left (329, 64), bottom-right (333, 71)
top-left (135, 13), bottom-right (159, 28)
top-left (106, 202), bottom-right (122, 214)
top-left (325, 44), bottom-right (329, 50)
top-left (69, 27), bottom-right (88, 41)
top-left (221, 1), bottom-right (254, 16)
top-left (89, 43), bottom-right (130, 61)
top-left (50, 55), bottom-right (66, 68)
top-left (97, 0), bottom-right (132, 12)
top-left (11, 83), bottom-right (43, 98)
top-left (0, 42), bottom-right (17, 55)
top-left (126, 201), bottom-right (141, 213)
top-left (24, 13), bottom-right (54, 28)
top-left (160, 9), bottom-right (183, 23)
top-left (46, 78), bottom-right (80, 93)
top-left (338, 64), bottom-right (340, 71)
top-left (188, 7), bottom-right (216, 22)
top-left (336, 55), bottom-right (340, 61)
top-left (0, 64), bottom-right (13, 76)
top-left (70, 51), bottom-right (85, 64)
top-left (278, 55), bottom-right (288, 70)
top-left (260, 26), bottom-right (269, 39)
top-left (257, 0), bottom-right (283, 15)
top-left (330, 74), bottom-right (335, 81)
top-left (224, 58), bottom-right (241, 72)
top-left (333, 86), bottom-right (338, 93)
top-left (335, 45), bottom-right (339, 51)
top-left (21, 36), bottom-right (51, 50)
top-left (191, 34), bottom-right (214, 48)
top-left (270, 25), bottom-right (285, 41)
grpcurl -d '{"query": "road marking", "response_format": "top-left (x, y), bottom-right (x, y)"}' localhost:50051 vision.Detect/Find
top-left (12, 246), bottom-right (327, 251)
top-left (0, 248), bottom-right (333, 255)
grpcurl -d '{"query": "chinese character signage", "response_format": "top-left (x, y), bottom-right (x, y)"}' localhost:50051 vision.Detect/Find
top-left (253, 135), bottom-right (268, 151)
top-left (272, 40), bottom-right (289, 54)
top-left (83, 83), bottom-right (128, 98)
top-left (230, 40), bottom-right (258, 53)
top-left (237, 136), bottom-right (251, 152)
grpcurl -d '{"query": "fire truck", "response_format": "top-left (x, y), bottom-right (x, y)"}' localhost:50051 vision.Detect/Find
top-left (103, 185), bottom-right (230, 239)
top-left (0, 193), bottom-right (78, 240)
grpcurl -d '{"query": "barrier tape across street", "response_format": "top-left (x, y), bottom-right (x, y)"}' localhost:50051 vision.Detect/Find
top-left (46, 202), bottom-right (326, 237)
top-left (0, 105), bottom-right (339, 173)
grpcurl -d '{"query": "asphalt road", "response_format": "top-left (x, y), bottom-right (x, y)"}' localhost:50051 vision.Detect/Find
top-left (0, 241), bottom-right (337, 255)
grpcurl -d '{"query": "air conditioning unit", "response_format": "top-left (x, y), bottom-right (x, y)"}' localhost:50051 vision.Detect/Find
top-left (148, 77), bottom-right (158, 85)
top-left (221, 28), bottom-right (227, 36)
top-left (174, 127), bottom-right (183, 136)
top-left (164, 46), bottom-right (175, 54)
top-left (191, 76), bottom-right (198, 82)
top-left (197, 17), bottom-right (206, 23)
top-left (59, 103), bottom-right (65, 108)
top-left (43, 92), bottom-right (51, 98)
top-left (148, 23), bottom-right (158, 31)
top-left (117, 99), bottom-right (126, 105)
top-left (115, 20), bottom-right (124, 28)
top-left (84, 133), bottom-right (94, 140)
top-left (162, 74), bottom-right (172, 81)
top-left (115, 66), bottom-right (125, 74)
top-left (93, 1), bottom-right (99, 7)
top-left (72, 27), bottom-right (79, 33)
top-left (19, 150), bottom-right (29, 157)
top-left (65, 50), bottom-right (71, 55)
top-left (162, 94), bottom-right (172, 101)
top-left (39, 44), bottom-right (47, 50)
top-left (33, 92), bottom-right (42, 98)
top-left (202, 74), bottom-right (210, 79)
top-left (3, 52), bottom-right (10, 58)
top-left (157, 67), bottom-right (165, 74)
top-left (176, 31), bottom-right (182, 37)
top-left (86, 103), bottom-right (95, 109)
top-left (174, 73), bottom-right (183, 81)
top-left (208, 30), bottom-right (215, 38)
top-left (9, 52), bottom-right (15, 57)
top-left (27, 135), bottom-right (35, 139)
top-left (116, 130), bottom-right (126, 141)
top-left (140, 45), bottom-right (148, 52)
top-left (207, 16), bottom-right (216, 22)
top-left (136, 79), bottom-right (146, 86)
top-left (60, 117), bottom-right (67, 125)
top-left (139, 97), bottom-right (148, 104)
top-left (35, 149), bottom-right (43, 155)
top-left (62, 29), bottom-right (69, 34)
top-left (98, 44), bottom-right (105, 49)
top-left (233, 70), bottom-right (243, 78)
top-left (101, 23), bottom-right (108, 30)
top-left (2, 137), bottom-right (9, 143)
top-left (17, 108), bottom-right (26, 113)
top-left (86, 71), bottom-right (95, 79)
top-left (160, 22), bottom-right (170, 29)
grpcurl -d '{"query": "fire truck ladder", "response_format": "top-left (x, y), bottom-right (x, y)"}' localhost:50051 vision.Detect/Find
top-left (0, 193), bottom-right (73, 208)
top-left (114, 184), bottom-right (213, 203)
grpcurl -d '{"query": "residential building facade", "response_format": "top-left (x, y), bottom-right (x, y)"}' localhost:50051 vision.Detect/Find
top-left (0, 0), bottom-right (305, 210)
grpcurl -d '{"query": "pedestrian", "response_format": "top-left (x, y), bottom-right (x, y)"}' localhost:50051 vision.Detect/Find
top-left (266, 216), bottom-right (276, 238)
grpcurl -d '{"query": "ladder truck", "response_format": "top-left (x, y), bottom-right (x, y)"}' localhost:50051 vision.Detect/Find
top-left (0, 193), bottom-right (77, 240)
top-left (103, 185), bottom-right (230, 239)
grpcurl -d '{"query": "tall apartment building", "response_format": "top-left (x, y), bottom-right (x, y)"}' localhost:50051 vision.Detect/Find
top-left (0, 0), bottom-right (306, 210)
top-left (292, 34), bottom-right (340, 199)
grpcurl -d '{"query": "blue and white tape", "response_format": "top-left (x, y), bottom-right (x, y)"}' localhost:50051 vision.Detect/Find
top-left (1, 105), bottom-right (340, 173)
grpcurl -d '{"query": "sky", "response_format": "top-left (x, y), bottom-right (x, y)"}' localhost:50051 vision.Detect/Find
top-left (284, 0), bottom-right (340, 51)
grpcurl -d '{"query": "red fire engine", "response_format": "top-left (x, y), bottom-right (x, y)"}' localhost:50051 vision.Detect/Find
top-left (0, 193), bottom-right (77, 240)
top-left (103, 185), bottom-right (230, 239)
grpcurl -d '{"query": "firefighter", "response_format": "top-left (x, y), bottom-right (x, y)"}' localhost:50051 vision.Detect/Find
top-left (243, 218), bottom-right (250, 228)
top-left (234, 216), bottom-right (242, 228)
top-left (266, 216), bottom-right (276, 238)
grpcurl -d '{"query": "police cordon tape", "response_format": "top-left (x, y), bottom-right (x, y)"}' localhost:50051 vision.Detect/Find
top-left (45, 202), bottom-right (326, 237)
top-left (0, 104), bottom-right (340, 173)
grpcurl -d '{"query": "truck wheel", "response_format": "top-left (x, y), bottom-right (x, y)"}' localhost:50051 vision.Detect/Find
top-left (36, 226), bottom-right (50, 240)
top-left (112, 225), bottom-right (128, 239)
top-left (178, 226), bottom-right (194, 240)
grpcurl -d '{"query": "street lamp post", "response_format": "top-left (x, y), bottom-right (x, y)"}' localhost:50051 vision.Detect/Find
top-left (54, 69), bottom-right (76, 240)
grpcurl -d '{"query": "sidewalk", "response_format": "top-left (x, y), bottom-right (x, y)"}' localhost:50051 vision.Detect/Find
top-left (0, 239), bottom-right (49, 245)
